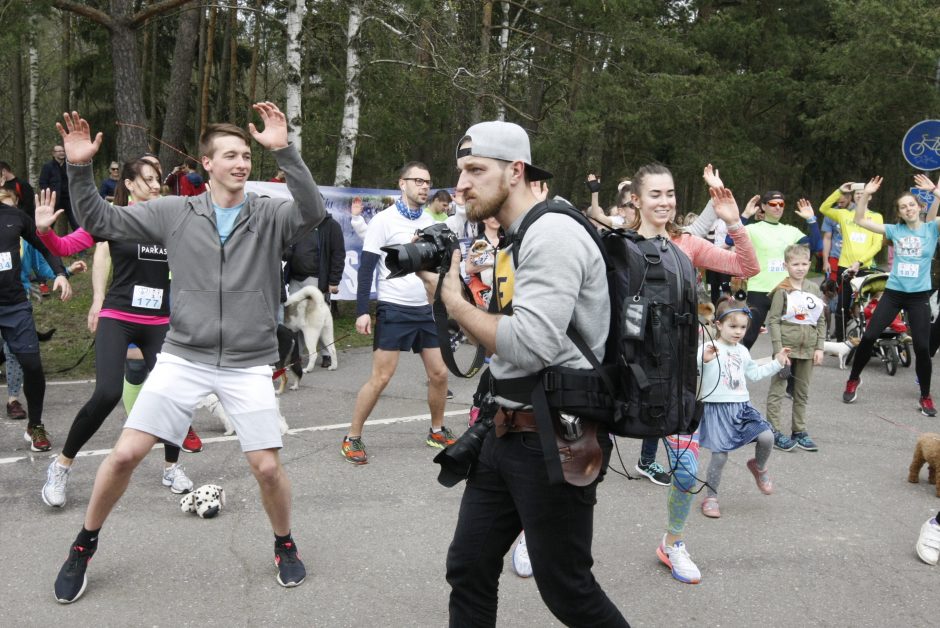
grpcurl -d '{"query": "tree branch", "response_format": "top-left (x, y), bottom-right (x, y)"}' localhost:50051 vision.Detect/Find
top-left (50, 0), bottom-right (115, 29)
top-left (130, 0), bottom-right (201, 28)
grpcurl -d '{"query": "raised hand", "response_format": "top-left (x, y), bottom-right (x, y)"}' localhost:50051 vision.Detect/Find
top-left (34, 189), bottom-right (63, 233)
top-left (350, 197), bottom-right (363, 217)
top-left (702, 343), bottom-right (718, 363)
top-left (55, 111), bottom-right (103, 164)
top-left (742, 194), bottom-right (761, 219)
top-left (795, 198), bottom-right (815, 220)
top-left (839, 181), bottom-right (853, 194)
top-left (709, 187), bottom-right (742, 225)
top-left (248, 102), bottom-right (288, 150)
top-left (914, 173), bottom-right (938, 192)
top-left (586, 173), bottom-right (602, 194)
top-left (702, 163), bottom-right (724, 189)
top-left (864, 176), bottom-right (883, 196)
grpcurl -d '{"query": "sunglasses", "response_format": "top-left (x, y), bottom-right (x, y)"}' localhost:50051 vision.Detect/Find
top-left (766, 201), bottom-right (784, 208)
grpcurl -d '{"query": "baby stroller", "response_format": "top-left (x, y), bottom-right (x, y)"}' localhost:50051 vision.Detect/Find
top-left (843, 271), bottom-right (912, 375)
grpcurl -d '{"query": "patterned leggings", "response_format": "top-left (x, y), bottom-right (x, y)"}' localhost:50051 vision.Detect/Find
top-left (665, 433), bottom-right (700, 536)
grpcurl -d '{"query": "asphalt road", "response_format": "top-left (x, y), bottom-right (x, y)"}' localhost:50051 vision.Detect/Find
top-left (1, 332), bottom-right (938, 627)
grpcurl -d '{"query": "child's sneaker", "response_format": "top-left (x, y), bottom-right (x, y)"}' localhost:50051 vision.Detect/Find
top-left (746, 458), bottom-right (773, 495)
top-left (792, 431), bottom-right (818, 451)
top-left (916, 517), bottom-right (940, 565)
top-left (635, 459), bottom-right (671, 486)
top-left (701, 497), bottom-right (720, 518)
top-left (656, 535), bottom-right (701, 584)
top-left (772, 431), bottom-right (796, 452)
top-left (842, 378), bottom-right (861, 403)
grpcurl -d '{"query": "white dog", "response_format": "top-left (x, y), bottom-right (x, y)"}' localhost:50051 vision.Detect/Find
top-left (283, 285), bottom-right (338, 374)
top-left (823, 339), bottom-right (857, 370)
top-left (196, 393), bottom-right (289, 436)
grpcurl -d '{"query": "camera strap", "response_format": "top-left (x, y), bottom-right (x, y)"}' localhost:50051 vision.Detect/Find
top-left (433, 267), bottom-right (487, 378)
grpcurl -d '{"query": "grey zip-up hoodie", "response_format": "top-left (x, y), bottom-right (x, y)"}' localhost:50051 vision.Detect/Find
top-left (68, 144), bottom-right (325, 367)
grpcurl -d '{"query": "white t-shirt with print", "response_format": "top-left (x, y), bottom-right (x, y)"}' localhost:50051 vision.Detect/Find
top-left (361, 205), bottom-right (436, 306)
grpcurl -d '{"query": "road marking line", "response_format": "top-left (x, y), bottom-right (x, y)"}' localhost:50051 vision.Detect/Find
top-left (0, 408), bottom-right (470, 465)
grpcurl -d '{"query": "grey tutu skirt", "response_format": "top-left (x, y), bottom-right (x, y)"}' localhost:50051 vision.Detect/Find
top-left (698, 401), bottom-right (771, 453)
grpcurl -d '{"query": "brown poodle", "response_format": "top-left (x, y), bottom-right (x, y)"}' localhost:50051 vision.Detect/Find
top-left (908, 433), bottom-right (940, 497)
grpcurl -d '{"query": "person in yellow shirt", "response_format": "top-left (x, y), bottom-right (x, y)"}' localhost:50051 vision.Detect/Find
top-left (818, 183), bottom-right (884, 341)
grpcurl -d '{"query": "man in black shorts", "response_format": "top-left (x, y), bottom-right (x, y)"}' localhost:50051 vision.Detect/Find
top-left (341, 161), bottom-right (454, 464)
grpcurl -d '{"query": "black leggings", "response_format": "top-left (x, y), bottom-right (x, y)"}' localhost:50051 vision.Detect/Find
top-left (61, 318), bottom-right (178, 461)
top-left (849, 288), bottom-right (931, 396)
top-left (16, 351), bottom-right (44, 428)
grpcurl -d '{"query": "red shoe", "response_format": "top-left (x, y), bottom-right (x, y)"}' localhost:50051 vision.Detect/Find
top-left (182, 427), bottom-right (203, 453)
top-left (24, 424), bottom-right (52, 452)
top-left (39, 283), bottom-right (50, 296)
top-left (921, 396), bottom-right (937, 417)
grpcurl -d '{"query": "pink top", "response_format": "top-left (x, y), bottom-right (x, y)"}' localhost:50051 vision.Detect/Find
top-left (99, 309), bottom-right (169, 325)
top-left (37, 228), bottom-right (95, 257)
top-left (673, 226), bottom-right (760, 278)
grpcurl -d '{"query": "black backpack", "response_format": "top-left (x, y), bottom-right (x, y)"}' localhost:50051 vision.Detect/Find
top-left (492, 200), bottom-right (702, 442)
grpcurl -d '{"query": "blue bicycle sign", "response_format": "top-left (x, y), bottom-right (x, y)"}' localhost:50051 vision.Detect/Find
top-left (902, 120), bottom-right (940, 171)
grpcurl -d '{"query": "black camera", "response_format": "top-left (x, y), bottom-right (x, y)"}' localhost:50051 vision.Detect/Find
top-left (382, 223), bottom-right (461, 279)
top-left (433, 415), bottom-right (494, 487)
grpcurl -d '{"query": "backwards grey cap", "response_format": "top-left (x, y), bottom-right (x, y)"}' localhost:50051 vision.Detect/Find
top-left (456, 121), bottom-right (553, 181)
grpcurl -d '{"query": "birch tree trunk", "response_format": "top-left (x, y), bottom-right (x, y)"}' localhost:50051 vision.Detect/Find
top-left (496, 1), bottom-right (509, 121)
top-left (285, 0), bottom-right (304, 152)
top-left (333, 1), bottom-right (363, 187)
top-left (159, 5), bottom-right (200, 166)
top-left (27, 27), bottom-right (40, 185)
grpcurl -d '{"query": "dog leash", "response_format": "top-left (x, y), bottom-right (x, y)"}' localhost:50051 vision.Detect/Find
top-left (872, 412), bottom-right (929, 436)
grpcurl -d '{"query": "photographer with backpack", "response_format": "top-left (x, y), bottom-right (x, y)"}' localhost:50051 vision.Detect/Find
top-left (420, 121), bottom-right (628, 626)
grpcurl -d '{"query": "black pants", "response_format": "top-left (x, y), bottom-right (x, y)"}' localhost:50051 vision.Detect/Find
top-left (445, 428), bottom-right (629, 627)
top-left (61, 318), bottom-right (179, 461)
top-left (849, 288), bottom-right (931, 396)
top-left (742, 291), bottom-right (771, 349)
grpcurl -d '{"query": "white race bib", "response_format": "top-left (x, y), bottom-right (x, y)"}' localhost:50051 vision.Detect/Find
top-left (132, 285), bottom-right (164, 309)
top-left (0, 252), bottom-right (12, 272)
top-left (767, 259), bottom-right (786, 273)
top-left (898, 262), bottom-right (919, 278)
top-left (849, 231), bottom-right (867, 244)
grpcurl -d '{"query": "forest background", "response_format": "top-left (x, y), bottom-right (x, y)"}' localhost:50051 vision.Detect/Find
top-left (2, 0), bottom-right (940, 223)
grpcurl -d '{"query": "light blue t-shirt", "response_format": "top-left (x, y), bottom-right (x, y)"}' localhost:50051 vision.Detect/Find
top-left (214, 200), bottom-right (246, 244)
top-left (884, 221), bottom-right (939, 293)
top-left (822, 216), bottom-right (842, 260)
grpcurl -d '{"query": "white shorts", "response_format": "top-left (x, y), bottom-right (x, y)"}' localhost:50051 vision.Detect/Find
top-left (125, 352), bottom-right (282, 452)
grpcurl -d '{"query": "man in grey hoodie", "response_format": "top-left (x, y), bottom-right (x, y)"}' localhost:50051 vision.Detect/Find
top-left (51, 103), bottom-right (325, 604)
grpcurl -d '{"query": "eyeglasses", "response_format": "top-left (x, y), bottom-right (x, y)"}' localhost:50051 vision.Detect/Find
top-left (766, 201), bottom-right (784, 208)
top-left (402, 177), bottom-right (432, 187)
top-left (110, 167), bottom-right (119, 171)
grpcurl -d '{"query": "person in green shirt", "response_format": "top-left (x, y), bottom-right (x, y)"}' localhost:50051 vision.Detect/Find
top-left (741, 191), bottom-right (823, 348)
top-left (424, 189), bottom-right (452, 222)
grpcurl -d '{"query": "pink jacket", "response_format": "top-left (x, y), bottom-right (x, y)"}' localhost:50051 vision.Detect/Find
top-left (38, 228), bottom-right (95, 257)
top-left (673, 226), bottom-right (759, 278)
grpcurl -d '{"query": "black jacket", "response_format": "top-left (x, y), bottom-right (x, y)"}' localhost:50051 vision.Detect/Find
top-left (0, 204), bottom-right (65, 305)
top-left (284, 214), bottom-right (345, 293)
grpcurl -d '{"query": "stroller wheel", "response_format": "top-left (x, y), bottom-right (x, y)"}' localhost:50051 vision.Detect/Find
top-left (899, 343), bottom-right (912, 367)
top-left (885, 345), bottom-right (900, 376)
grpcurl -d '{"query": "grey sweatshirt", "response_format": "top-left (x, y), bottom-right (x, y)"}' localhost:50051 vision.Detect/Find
top-left (492, 211), bottom-right (609, 405)
top-left (68, 144), bottom-right (325, 367)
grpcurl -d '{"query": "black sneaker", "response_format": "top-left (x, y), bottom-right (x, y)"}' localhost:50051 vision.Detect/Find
top-left (54, 544), bottom-right (95, 603)
top-left (446, 389), bottom-right (454, 400)
top-left (274, 540), bottom-right (306, 587)
top-left (320, 355), bottom-right (331, 369)
top-left (635, 459), bottom-right (671, 486)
